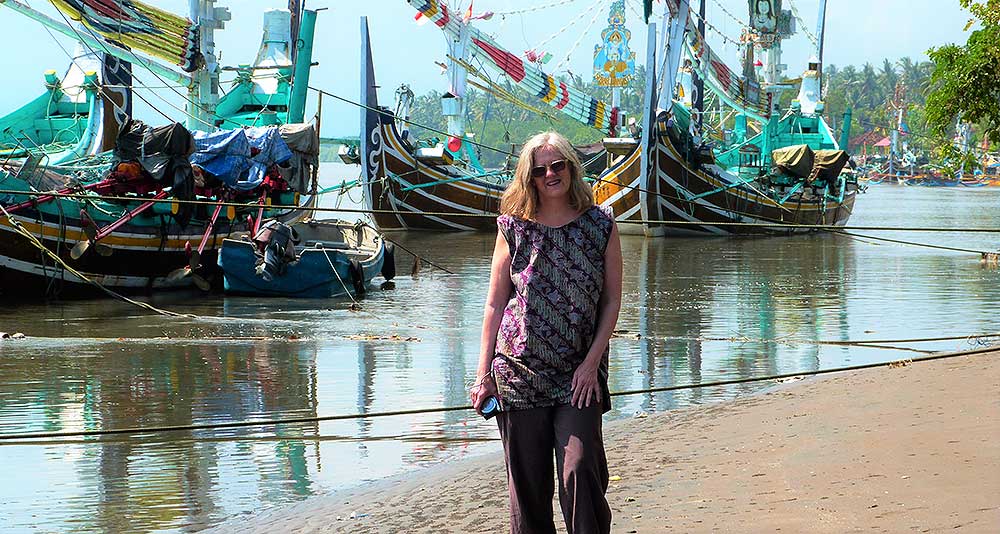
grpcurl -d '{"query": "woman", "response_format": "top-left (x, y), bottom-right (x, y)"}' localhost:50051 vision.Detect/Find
top-left (471, 131), bottom-right (623, 534)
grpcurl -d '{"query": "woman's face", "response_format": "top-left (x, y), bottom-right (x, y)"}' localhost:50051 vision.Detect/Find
top-left (530, 144), bottom-right (571, 204)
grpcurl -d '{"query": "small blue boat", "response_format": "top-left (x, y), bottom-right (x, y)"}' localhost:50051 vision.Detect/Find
top-left (218, 219), bottom-right (394, 298)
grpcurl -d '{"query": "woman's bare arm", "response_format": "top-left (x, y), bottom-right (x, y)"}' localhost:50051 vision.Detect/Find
top-left (472, 230), bottom-right (513, 410)
top-left (572, 223), bottom-right (623, 408)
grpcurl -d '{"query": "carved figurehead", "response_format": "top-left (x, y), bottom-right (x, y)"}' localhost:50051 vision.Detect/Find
top-left (752, 0), bottom-right (778, 34)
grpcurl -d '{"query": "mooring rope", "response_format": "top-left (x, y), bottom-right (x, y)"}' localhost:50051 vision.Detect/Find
top-left (3, 189), bottom-right (1000, 235)
top-left (0, 204), bottom-right (196, 318)
top-left (0, 345), bottom-right (993, 443)
top-left (359, 222), bottom-right (455, 275)
top-left (834, 230), bottom-right (989, 255)
top-left (662, 331), bottom-right (1000, 347)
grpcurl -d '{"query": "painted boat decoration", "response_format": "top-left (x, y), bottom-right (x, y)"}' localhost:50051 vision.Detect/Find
top-left (0, 44), bottom-right (131, 165)
top-left (365, 0), bottom-right (858, 235)
top-left (360, 7), bottom-right (622, 232)
top-left (0, 3), bottom-right (322, 299)
top-left (218, 219), bottom-right (394, 298)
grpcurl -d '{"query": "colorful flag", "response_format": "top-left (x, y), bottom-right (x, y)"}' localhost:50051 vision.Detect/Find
top-left (415, 11), bottom-right (429, 26)
top-left (463, 2), bottom-right (473, 23)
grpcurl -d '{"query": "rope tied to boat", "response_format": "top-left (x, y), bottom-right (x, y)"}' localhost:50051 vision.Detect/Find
top-left (0, 203), bottom-right (196, 318)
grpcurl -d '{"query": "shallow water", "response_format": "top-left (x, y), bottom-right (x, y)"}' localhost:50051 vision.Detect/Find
top-left (1, 168), bottom-right (999, 533)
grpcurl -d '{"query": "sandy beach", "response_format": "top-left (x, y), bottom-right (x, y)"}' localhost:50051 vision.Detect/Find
top-left (202, 350), bottom-right (1000, 533)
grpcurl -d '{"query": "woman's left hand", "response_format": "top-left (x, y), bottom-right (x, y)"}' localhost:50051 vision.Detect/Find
top-left (571, 359), bottom-right (601, 409)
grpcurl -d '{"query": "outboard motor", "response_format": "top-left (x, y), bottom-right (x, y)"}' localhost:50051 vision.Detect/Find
top-left (252, 220), bottom-right (299, 281)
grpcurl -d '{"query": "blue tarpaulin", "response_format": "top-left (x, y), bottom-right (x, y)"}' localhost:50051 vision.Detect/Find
top-left (191, 127), bottom-right (293, 191)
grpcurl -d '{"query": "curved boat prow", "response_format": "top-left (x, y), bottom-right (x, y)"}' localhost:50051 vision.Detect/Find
top-left (0, 45), bottom-right (130, 165)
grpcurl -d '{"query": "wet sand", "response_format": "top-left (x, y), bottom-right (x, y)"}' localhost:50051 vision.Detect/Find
top-left (202, 350), bottom-right (1000, 533)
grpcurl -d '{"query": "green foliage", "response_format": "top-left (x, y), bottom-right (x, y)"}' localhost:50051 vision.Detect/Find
top-left (822, 57), bottom-right (936, 154)
top-left (925, 0), bottom-right (1000, 144)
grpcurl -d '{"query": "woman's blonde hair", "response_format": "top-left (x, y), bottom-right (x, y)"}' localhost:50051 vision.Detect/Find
top-left (499, 131), bottom-right (594, 219)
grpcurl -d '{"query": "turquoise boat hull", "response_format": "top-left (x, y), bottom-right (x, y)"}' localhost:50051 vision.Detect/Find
top-left (218, 220), bottom-right (389, 298)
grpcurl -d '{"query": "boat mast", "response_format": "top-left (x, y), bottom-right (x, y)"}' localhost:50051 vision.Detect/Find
top-left (815, 0), bottom-right (827, 97)
top-left (956, 120), bottom-right (971, 179)
top-left (288, 8), bottom-right (319, 124)
top-left (750, 0), bottom-right (793, 116)
top-left (658, 0), bottom-right (691, 111)
top-left (188, 0), bottom-right (230, 131)
top-left (693, 0), bottom-right (706, 136)
top-left (442, 4), bottom-right (472, 144)
top-left (889, 83), bottom-right (905, 176)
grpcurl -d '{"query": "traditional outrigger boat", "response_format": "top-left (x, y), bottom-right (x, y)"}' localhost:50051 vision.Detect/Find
top-left (218, 219), bottom-right (393, 298)
top-left (360, 1), bottom-right (622, 231)
top-left (362, 0), bottom-right (859, 236)
top-left (0, 45), bottom-right (131, 166)
top-left (0, 1), bottom-right (322, 298)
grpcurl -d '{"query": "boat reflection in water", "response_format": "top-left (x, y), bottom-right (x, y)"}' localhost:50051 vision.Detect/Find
top-left (0, 336), bottom-right (322, 532)
top-left (612, 230), bottom-right (856, 416)
top-left (3, 186), bottom-right (1000, 532)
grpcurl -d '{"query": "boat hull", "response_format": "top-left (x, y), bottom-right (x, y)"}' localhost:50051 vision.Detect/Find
top-left (643, 135), bottom-right (858, 235)
top-left (0, 208), bottom-right (237, 298)
top-left (218, 221), bottom-right (386, 298)
top-left (363, 120), bottom-right (503, 231)
top-left (0, 173), bottom-right (313, 298)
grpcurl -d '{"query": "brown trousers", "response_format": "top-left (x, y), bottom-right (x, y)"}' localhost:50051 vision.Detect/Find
top-left (496, 403), bottom-right (611, 534)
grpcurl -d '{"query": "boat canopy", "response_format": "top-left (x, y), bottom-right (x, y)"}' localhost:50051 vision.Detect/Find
top-left (190, 127), bottom-right (293, 191)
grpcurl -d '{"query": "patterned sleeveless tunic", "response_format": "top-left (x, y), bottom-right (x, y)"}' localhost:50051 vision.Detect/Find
top-left (493, 204), bottom-right (615, 413)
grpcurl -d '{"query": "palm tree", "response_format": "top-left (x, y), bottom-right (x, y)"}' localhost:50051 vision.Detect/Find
top-left (860, 62), bottom-right (879, 110)
top-left (839, 65), bottom-right (861, 108)
top-left (879, 59), bottom-right (899, 101)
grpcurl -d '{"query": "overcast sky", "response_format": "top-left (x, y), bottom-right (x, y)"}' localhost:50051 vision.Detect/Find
top-left (0, 0), bottom-right (978, 136)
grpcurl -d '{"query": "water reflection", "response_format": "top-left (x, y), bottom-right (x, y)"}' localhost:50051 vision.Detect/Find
top-left (0, 339), bottom-right (322, 532)
top-left (608, 232), bottom-right (858, 415)
top-left (1, 186), bottom-right (999, 533)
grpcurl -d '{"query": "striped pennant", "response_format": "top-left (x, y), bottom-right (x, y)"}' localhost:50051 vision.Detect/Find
top-left (407, 0), bottom-right (618, 134)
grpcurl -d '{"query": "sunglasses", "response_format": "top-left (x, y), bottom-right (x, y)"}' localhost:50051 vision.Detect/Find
top-left (529, 159), bottom-right (568, 179)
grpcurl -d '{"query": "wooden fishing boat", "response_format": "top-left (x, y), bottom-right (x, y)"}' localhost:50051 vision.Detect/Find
top-left (0, 121), bottom-right (317, 298)
top-left (218, 219), bottom-right (393, 298)
top-left (0, 2), bottom-right (322, 299)
top-left (360, 82), bottom-right (503, 231)
top-left (960, 178), bottom-right (989, 187)
top-left (0, 44), bottom-right (130, 166)
top-left (369, 0), bottom-right (858, 236)
top-left (361, 3), bottom-right (627, 232)
top-left (626, 0), bottom-right (858, 236)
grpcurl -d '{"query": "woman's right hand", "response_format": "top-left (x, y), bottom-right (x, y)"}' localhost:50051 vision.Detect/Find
top-left (470, 374), bottom-right (498, 414)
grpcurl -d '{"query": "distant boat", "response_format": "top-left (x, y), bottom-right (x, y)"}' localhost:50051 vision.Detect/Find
top-left (960, 177), bottom-right (988, 187)
top-left (218, 219), bottom-right (393, 298)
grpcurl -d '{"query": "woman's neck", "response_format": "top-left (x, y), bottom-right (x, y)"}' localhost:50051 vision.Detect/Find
top-left (533, 199), bottom-right (580, 227)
